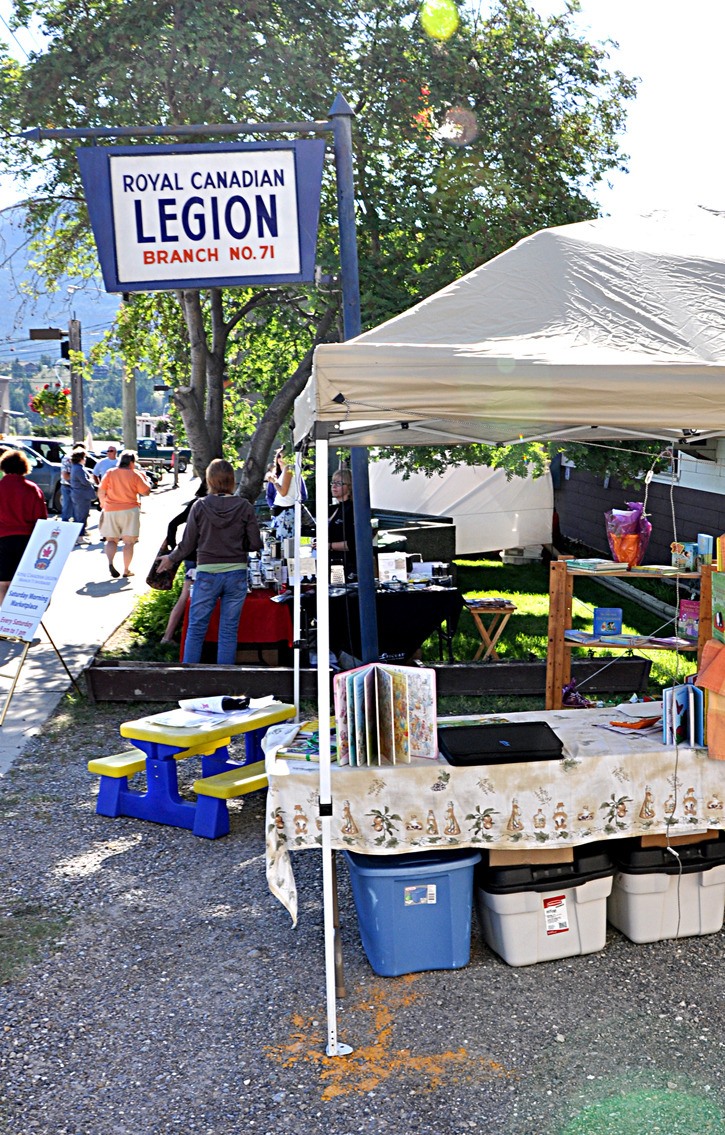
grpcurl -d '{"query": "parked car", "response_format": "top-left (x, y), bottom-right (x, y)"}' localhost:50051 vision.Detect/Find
top-left (136, 437), bottom-right (190, 472)
top-left (0, 440), bottom-right (63, 512)
top-left (15, 436), bottom-right (69, 464)
top-left (16, 435), bottom-right (102, 473)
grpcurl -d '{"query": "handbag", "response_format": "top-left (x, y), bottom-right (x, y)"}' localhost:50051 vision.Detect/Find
top-left (146, 542), bottom-right (180, 591)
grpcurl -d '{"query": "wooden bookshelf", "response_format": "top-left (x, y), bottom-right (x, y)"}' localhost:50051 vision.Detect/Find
top-left (545, 560), bottom-right (712, 711)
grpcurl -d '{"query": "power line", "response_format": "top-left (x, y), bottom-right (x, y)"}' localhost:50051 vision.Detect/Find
top-left (0, 13), bottom-right (32, 62)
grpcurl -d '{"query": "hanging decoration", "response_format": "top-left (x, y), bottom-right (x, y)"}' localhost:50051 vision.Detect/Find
top-left (28, 383), bottom-right (71, 427)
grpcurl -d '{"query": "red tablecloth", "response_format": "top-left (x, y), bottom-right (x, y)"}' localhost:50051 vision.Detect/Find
top-left (179, 587), bottom-right (293, 658)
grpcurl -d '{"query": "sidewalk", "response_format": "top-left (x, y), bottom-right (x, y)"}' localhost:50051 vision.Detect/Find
top-left (0, 472), bottom-right (194, 774)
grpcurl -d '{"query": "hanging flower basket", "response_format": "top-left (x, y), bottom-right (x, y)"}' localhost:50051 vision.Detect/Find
top-left (28, 383), bottom-right (72, 426)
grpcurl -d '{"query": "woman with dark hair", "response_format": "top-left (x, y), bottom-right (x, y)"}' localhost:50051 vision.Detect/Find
top-left (69, 450), bottom-right (97, 543)
top-left (0, 448), bottom-right (48, 604)
top-left (97, 449), bottom-right (152, 578)
top-left (158, 459), bottom-right (262, 664)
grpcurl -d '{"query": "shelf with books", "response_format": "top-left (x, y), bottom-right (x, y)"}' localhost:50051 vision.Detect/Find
top-left (546, 560), bottom-right (712, 711)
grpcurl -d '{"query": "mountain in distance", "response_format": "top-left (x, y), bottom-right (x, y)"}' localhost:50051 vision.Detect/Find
top-left (0, 205), bottom-right (120, 360)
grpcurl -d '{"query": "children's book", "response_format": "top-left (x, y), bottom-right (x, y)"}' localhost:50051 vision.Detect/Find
top-left (593, 607), bottom-right (623, 636)
top-left (662, 684), bottom-right (705, 747)
top-left (713, 571), bottom-right (725, 644)
top-left (677, 598), bottom-right (700, 642)
top-left (333, 663), bottom-right (437, 766)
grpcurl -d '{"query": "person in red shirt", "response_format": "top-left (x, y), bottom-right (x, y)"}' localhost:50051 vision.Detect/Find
top-left (0, 448), bottom-right (48, 604)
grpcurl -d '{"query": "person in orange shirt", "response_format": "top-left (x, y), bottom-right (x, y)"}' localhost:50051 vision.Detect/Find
top-left (97, 450), bottom-right (152, 578)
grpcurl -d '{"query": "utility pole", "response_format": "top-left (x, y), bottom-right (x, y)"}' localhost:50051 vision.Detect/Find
top-left (68, 318), bottom-right (84, 443)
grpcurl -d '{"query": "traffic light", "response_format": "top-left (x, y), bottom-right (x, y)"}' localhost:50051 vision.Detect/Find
top-left (60, 340), bottom-right (70, 360)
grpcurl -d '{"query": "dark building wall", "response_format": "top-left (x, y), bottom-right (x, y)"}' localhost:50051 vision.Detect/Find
top-left (554, 469), bottom-right (725, 562)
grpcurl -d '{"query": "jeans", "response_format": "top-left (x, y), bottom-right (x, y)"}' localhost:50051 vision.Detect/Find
top-left (61, 483), bottom-right (73, 521)
top-left (73, 498), bottom-right (92, 536)
top-left (182, 568), bottom-right (248, 666)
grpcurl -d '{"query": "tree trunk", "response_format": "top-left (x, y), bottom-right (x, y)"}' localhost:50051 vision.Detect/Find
top-left (236, 306), bottom-right (336, 501)
top-left (173, 289), bottom-right (215, 477)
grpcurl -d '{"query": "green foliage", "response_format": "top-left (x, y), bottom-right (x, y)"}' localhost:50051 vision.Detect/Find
top-left (0, 0), bottom-right (638, 484)
top-left (376, 442), bottom-right (551, 482)
top-left (559, 441), bottom-right (674, 487)
top-left (126, 574), bottom-right (182, 647)
top-left (91, 406), bottom-right (122, 439)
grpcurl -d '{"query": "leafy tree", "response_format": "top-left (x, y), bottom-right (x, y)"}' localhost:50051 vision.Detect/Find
top-left (0, 0), bottom-right (637, 494)
top-left (91, 406), bottom-right (123, 439)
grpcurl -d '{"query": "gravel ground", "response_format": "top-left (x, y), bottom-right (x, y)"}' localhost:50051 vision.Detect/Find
top-left (3, 695), bottom-right (725, 1135)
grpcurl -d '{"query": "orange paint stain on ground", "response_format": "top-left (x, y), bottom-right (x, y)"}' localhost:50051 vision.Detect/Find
top-left (264, 974), bottom-right (516, 1102)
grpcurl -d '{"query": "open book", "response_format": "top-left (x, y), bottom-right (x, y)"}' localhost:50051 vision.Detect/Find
top-left (662, 684), bottom-right (704, 747)
top-left (333, 663), bottom-right (437, 766)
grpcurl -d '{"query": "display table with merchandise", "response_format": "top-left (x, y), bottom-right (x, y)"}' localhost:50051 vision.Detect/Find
top-left (264, 702), bottom-right (721, 924)
top-left (300, 584), bottom-right (465, 662)
top-left (179, 586), bottom-right (293, 661)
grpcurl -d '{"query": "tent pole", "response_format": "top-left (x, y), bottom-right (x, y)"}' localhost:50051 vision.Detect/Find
top-left (292, 450), bottom-right (303, 718)
top-left (316, 437), bottom-right (352, 1057)
top-left (350, 447), bottom-right (379, 661)
top-left (330, 95), bottom-right (378, 664)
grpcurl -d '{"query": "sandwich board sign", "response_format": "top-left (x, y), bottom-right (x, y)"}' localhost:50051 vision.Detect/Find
top-left (77, 139), bottom-right (326, 293)
top-left (0, 519), bottom-right (81, 643)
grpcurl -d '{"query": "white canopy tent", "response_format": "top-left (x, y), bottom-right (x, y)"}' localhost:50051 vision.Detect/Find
top-left (293, 208), bottom-right (725, 1056)
top-left (296, 207), bottom-right (725, 451)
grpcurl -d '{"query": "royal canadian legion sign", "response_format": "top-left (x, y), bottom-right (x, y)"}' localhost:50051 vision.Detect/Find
top-left (77, 140), bottom-right (326, 293)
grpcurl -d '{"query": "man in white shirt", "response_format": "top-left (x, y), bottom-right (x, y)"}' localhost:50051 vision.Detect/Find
top-left (92, 445), bottom-right (119, 484)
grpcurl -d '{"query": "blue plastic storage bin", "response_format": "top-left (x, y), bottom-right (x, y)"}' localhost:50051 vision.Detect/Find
top-left (343, 848), bottom-right (481, 976)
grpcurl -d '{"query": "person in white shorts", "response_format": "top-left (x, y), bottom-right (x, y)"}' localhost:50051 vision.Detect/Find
top-left (97, 450), bottom-right (151, 578)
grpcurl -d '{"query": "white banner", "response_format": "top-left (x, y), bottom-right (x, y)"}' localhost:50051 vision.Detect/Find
top-left (109, 150), bottom-right (301, 284)
top-left (0, 520), bottom-right (82, 642)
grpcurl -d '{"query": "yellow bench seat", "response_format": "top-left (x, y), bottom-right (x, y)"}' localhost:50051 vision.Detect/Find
top-left (88, 738), bottom-right (233, 779)
top-left (192, 760), bottom-right (268, 800)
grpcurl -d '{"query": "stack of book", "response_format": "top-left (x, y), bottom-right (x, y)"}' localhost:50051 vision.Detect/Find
top-left (564, 630), bottom-right (693, 649)
top-left (628, 564), bottom-right (682, 576)
top-left (564, 558), bottom-right (624, 573)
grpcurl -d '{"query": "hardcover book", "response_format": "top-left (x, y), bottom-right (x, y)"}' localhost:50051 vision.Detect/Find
top-left (662, 684), bottom-right (705, 747)
top-left (593, 607), bottom-right (623, 636)
top-left (333, 662), bottom-right (437, 766)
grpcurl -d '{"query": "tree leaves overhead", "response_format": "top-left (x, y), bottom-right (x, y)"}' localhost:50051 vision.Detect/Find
top-left (0, 0), bottom-right (637, 488)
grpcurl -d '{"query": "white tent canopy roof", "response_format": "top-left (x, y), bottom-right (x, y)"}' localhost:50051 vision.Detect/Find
top-left (295, 207), bottom-right (725, 449)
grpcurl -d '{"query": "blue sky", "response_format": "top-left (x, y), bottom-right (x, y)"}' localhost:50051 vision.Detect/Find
top-left (0, 0), bottom-right (723, 216)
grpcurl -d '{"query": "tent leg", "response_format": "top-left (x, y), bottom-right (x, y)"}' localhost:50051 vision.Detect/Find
top-left (317, 436), bottom-right (353, 1057)
top-left (331, 851), bottom-right (346, 999)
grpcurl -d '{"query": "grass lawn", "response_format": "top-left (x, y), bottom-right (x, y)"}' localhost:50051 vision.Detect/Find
top-left (419, 556), bottom-right (698, 698)
top-left (114, 555), bottom-right (698, 716)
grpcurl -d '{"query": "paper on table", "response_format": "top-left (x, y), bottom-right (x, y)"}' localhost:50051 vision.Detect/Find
top-left (178, 696), bottom-right (250, 714)
top-left (151, 708), bottom-right (230, 728)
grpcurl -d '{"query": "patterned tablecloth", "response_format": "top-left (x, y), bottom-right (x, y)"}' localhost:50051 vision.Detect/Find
top-left (264, 703), bottom-right (724, 924)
